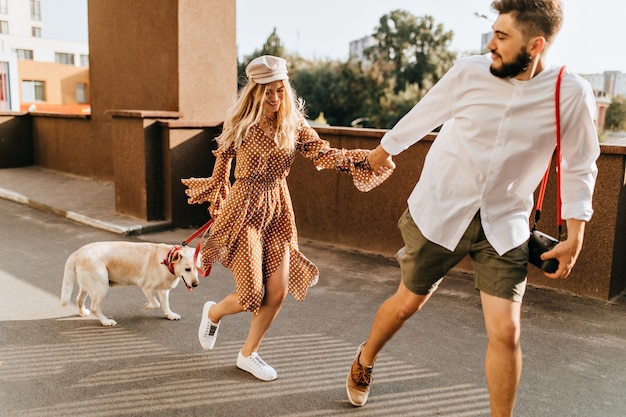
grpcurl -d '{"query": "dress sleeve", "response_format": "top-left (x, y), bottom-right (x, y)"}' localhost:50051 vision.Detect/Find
top-left (295, 121), bottom-right (392, 192)
top-left (181, 148), bottom-right (235, 218)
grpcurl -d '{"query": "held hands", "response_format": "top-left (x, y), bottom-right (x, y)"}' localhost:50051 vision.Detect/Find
top-left (367, 145), bottom-right (396, 176)
top-left (541, 219), bottom-right (585, 280)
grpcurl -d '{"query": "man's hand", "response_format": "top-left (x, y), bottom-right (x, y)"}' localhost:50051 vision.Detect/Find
top-left (542, 219), bottom-right (585, 280)
top-left (368, 145), bottom-right (396, 175)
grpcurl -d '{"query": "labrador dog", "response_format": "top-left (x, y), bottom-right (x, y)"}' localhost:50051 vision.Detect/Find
top-left (61, 241), bottom-right (199, 326)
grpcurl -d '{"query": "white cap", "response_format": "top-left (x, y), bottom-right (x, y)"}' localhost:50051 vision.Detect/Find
top-left (246, 55), bottom-right (289, 84)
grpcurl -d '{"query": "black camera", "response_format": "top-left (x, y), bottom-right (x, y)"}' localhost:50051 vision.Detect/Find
top-left (528, 230), bottom-right (559, 273)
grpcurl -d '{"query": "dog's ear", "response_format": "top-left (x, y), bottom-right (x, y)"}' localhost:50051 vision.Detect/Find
top-left (172, 250), bottom-right (183, 264)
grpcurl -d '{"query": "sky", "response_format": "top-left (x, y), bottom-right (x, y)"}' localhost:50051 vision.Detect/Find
top-left (42, 0), bottom-right (623, 75)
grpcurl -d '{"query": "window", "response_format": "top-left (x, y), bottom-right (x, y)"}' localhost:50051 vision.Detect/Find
top-left (31, 26), bottom-right (41, 37)
top-left (0, 20), bottom-right (7, 34)
top-left (30, 0), bottom-right (41, 21)
top-left (16, 49), bottom-right (34, 60)
top-left (75, 83), bottom-right (88, 103)
top-left (79, 54), bottom-right (89, 67)
top-left (22, 80), bottom-right (45, 102)
top-left (0, 61), bottom-right (10, 110)
top-left (0, 0), bottom-right (8, 15)
top-left (55, 52), bottom-right (74, 66)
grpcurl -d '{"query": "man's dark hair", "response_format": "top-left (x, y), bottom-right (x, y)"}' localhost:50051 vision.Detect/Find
top-left (491, 0), bottom-right (563, 43)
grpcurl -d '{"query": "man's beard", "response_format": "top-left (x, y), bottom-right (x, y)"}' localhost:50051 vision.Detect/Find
top-left (490, 47), bottom-right (532, 78)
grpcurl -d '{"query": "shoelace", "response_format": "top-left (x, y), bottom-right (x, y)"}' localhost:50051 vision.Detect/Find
top-left (204, 323), bottom-right (217, 338)
top-left (352, 362), bottom-right (372, 387)
top-left (251, 354), bottom-right (269, 368)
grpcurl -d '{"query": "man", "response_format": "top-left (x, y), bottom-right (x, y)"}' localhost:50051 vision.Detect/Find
top-left (346, 1), bottom-right (599, 416)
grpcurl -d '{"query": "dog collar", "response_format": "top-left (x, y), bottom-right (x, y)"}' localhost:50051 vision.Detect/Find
top-left (161, 245), bottom-right (180, 275)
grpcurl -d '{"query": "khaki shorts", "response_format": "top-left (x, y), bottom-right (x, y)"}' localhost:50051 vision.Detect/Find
top-left (396, 209), bottom-right (528, 302)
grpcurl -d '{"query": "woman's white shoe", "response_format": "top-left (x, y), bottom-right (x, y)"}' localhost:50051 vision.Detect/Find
top-left (237, 351), bottom-right (278, 381)
top-left (198, 301), bottom-right (220, 349)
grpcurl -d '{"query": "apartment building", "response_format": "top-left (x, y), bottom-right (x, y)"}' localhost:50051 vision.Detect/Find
top-left (582, 71), bottom-right (626, 98)
top-left (0, 0), bottom-right (89, 112)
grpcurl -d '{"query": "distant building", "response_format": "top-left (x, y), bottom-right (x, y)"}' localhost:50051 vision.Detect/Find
top-left (0, 0), bottom-right (89, 113)
top-left (581, 71), bottom-right (626, 98)
top-left (579, 71), bottom-right (626, 131)
top-left (349, 35), bottom-right (376, 62)
top-left (480, 32), bottom-right (492, 54)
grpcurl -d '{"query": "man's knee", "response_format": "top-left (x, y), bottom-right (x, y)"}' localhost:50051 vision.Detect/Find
top-left (394, 282), bottom-right (430, 320)
top-left (488, 319), bottom-right (521, 351)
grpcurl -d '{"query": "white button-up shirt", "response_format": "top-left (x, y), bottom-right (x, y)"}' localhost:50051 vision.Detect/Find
top-left (381, 55), bottom-right (599, 255)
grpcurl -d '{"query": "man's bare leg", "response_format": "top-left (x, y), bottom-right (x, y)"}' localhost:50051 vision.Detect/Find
top-left (360, 280), bottom-right (431, 365)
top-left (480, 291), bottom-right (522, 417)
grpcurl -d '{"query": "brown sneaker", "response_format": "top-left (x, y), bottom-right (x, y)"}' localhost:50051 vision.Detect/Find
top-left (346, 342), bottom-right (373, 406)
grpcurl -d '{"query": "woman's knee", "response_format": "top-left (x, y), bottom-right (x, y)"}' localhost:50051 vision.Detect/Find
top-left (263, 287), bottom-right (288, 308)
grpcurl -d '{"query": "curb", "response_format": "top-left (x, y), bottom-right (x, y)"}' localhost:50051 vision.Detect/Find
top-left (0, 187), bottom-right (170, 236)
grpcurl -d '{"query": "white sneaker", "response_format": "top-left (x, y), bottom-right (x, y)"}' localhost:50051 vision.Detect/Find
top-left (198, 301), bottom-right (220, 349)
top-left (237, 351), bottom-right (278, 381)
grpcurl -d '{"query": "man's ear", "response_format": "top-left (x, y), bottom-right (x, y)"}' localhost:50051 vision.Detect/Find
top-left (529, 36), bottom-right (546, 57)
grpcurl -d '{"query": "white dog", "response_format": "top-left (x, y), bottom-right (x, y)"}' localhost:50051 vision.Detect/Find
top-left (61, 242), bottom-right (199, 326)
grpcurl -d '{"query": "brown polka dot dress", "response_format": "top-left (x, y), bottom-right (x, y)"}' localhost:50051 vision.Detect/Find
top-left (182, 119), bottom-right (391, 314)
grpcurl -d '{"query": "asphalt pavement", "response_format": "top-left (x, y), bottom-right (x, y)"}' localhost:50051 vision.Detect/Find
top-left (0, 166), bottom-right (625, 417)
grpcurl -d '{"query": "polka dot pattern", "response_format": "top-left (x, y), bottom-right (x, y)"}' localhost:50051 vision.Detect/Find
top-left (182, 119), bottom-right (392, 314)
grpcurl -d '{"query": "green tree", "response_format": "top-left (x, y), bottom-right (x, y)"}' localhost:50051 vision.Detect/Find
top-left (259, 27), bottom-right (285, 57)
top-left (291, 60), bottom-right (384, 127)
top-left (237, 11), bottom-right (459, 129)
top-left (366, 10), bottom-right (456, 93)
top-left (605, 95), bottom-right (626, 131)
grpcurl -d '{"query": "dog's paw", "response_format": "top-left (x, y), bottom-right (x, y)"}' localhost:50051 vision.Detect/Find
top-left (79, 308), bottom-right (91, 317)
top-left (101, 319), bottom-right (118, 326)
top-left (166, 313), bottom-right (181, 321)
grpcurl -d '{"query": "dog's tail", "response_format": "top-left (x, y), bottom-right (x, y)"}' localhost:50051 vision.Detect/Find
top-left (60, 251), bottom-right (77, 307)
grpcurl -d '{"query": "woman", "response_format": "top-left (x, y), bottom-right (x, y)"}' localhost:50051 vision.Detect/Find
top-left (182, 55), bottom-right (393, 381)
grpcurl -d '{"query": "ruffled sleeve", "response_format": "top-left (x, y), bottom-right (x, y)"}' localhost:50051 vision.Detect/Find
top-left (181, 148), bottom-right (235, 218)
top-left (295, 121), bottom-right (393, 192)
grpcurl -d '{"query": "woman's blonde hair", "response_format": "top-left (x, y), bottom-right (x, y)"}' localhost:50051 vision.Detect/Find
top-left (216, 79), bottom-right (305, 151)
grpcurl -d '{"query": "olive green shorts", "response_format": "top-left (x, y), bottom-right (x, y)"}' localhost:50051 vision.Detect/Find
top-left (396, 209), bottom-right (528, 302)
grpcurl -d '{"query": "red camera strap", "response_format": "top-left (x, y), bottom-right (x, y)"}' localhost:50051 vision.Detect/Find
top-left (534, 65), bottom-right (566, 236)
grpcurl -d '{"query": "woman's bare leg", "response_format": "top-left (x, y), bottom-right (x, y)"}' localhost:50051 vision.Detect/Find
top-left (241, 248), bottom-right (290, 356)
top-left (207, 292), bottom-right (243, 323)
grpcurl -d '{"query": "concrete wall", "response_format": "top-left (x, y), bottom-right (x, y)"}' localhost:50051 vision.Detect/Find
top-left (88, 0), bottom-right (237, 122)
top-left (88, 0), bottom-right (180, 122)
top-left (31, 114), bottom-right (110, 179)
top-left (0, 113), bottom-right (32, 167)
top-left (159, 120), bottom-right (222, 226)
top-left (2, 112), bottom-right (624, 300)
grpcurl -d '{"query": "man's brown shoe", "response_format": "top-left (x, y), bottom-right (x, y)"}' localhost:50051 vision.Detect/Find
top-left (346, 342), bottom-right (373, 406)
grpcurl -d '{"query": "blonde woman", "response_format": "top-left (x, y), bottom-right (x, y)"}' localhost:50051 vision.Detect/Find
top-left (182, 55), bottom-right (394, 381)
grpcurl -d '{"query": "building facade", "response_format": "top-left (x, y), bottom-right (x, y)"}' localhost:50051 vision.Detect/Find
top-left (581, 71), bottom-right (626, 98)
top-left (0, 0), bottom-right (89, 112)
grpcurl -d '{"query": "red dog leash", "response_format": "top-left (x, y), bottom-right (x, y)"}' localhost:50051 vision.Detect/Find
top-left (181, 218), bottom-right (215, 277)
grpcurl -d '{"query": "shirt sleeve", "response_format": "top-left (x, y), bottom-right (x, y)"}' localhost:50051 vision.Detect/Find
top-left (181, 148), bottom-right (235, 218)
top-left (380, 59), bottom-right (461, 155)
top-left (295, 120), bottom-right (392, 192)
top-left (559, 75), bottom-right (600, 221)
